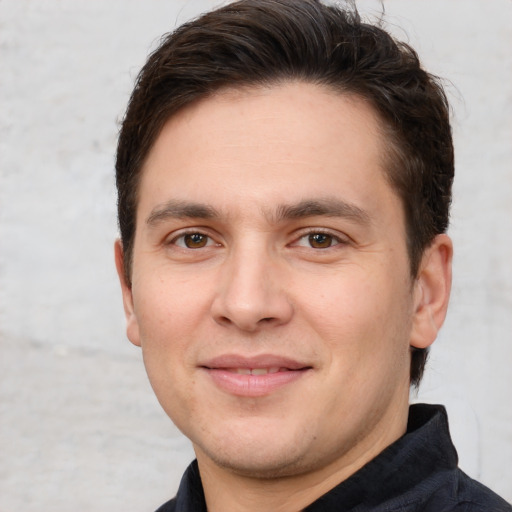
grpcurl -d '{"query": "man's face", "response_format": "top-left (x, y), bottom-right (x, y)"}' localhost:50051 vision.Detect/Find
top-left (118, 82), bottom-right (429, 479)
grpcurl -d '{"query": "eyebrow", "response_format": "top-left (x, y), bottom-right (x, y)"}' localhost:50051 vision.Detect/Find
top-left (146, 197), bottom-right (371, 227)
top-left (273, 198), bottom-right (371, 225)
top-left (146, 200), bottom-right (219, 226)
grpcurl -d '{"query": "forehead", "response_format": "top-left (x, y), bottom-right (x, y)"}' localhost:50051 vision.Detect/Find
top-left (137, 82), bottom-right (398, 224)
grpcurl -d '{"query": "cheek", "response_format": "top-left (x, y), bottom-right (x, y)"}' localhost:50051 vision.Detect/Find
top-left (131, 282), bottom-right (199, 391)
top-left (301, 268), bottom-right (412, 360)
top-left (134, 286), bottom-right (202, 423)
top-left (134, 268), bottom-right (209, 334)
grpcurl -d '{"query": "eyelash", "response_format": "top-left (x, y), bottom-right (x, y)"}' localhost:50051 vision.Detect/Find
top-left (166, 228), bottom-right (347, 250)
top-left (292, 229), bottom-right (347, 249)
top-left (167, 229), bottom-right (219, 249)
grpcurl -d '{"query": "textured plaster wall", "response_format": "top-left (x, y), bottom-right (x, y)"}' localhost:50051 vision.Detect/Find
top-left (0, 1), bottom-right (511, 510)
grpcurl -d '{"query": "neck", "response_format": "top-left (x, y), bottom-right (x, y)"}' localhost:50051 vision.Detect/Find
top-left (195, 402), bottom-right (409, 512)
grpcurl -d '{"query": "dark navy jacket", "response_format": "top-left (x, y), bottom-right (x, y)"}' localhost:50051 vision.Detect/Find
top-left (156, 404), bottom-right (511, 511)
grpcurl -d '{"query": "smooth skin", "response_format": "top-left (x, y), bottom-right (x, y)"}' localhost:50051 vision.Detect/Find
top-left (116, 82), bottom-right (452, 512)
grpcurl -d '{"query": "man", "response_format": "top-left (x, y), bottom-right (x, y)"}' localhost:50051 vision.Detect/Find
top-left (114, 1), bottom-right (511, 510)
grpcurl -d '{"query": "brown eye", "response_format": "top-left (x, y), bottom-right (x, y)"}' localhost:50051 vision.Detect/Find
top-left (183, 233), bottom-right (209, 248)
top-left (308, 233), bottom-right (334, 248)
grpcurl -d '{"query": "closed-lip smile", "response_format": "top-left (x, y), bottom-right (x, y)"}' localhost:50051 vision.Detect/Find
top-left (200, 354), bottom-right (312, 397)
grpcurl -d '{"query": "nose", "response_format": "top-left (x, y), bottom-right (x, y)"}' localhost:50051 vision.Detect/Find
top-left (210, 245), bottom-right (294, 332)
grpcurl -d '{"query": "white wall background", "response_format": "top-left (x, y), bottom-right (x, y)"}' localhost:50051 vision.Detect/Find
top-left (0, 1), bottom-right (511, 510)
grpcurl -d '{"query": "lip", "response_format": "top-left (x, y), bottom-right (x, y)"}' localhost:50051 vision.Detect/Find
top-left (200, 354), bottom-right (312, 397)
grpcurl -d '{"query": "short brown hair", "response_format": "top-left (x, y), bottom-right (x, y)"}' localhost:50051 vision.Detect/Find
top-left (116, 0), bottom-right (454, 386)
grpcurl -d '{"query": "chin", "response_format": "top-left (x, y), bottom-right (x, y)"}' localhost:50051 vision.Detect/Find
top-left (194, 427), bottom-right (329, 480)
top-left (206, 448), bottom-right (310, 479)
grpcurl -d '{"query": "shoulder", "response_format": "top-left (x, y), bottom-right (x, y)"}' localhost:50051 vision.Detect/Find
top-left (452, 471), bottom-right (512, 512)
top-left (154, 497), bottom-right (177, 512)
top-left (420, 469), bottom-right (512, 512)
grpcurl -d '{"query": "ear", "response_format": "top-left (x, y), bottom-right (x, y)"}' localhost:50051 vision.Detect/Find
top-left (410, 234), bottom-right (453, 349)
top-left (114, 239), bottom-right (141, 347)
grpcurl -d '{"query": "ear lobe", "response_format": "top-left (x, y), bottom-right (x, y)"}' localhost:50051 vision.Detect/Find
top-left (410, 234), bottom-right (453, 349)
top-left (114, 240), bottom-right (141, 347)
